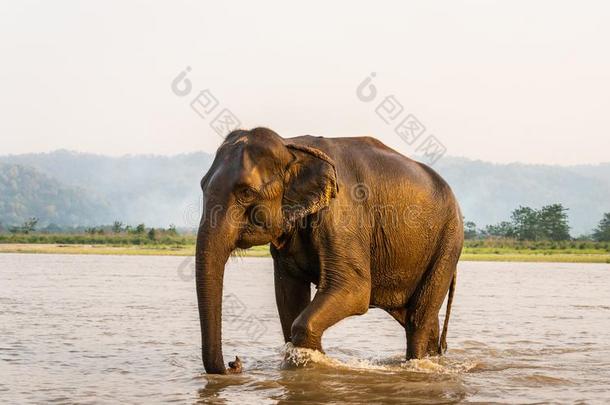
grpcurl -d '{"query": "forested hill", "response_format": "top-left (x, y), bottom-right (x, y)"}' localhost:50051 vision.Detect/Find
top-left (434, 157), bottom-right (610, 237)
top-left (0, 150), bottom-right (213, 229)
top-left (0, 150), bottom-right (608, 235)
top-left (0, 163), bottom-right (111, 227)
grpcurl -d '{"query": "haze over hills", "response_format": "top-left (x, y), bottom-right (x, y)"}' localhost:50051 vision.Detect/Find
top-left (0, 150), bottom-right (213, 230)
top-left (434, 158), bottom-right (610, 236)
top-left (0, 150), bottom-right (608, 236)
top-left (0, 162), bottom-right (111, 227)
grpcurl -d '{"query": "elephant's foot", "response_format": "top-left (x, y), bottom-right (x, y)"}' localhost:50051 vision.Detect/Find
top-left (291, 323), bottom-right (323, 353)
top-left (281, 342), bottom-right (326, 369)
top-left (407, 325), bottom-right (436, 360)
top-left (227, 356), bottom-right (242, 374)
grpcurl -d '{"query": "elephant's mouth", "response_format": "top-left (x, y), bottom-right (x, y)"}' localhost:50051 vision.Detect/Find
top-left (236, 225), bottom-right (272, 249)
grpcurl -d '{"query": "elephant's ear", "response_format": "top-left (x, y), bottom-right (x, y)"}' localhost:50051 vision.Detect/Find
top-left (282, 144), bottom-right (339, 225)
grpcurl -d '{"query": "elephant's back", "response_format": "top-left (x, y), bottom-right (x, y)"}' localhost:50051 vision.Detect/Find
top-left (290, 135), bottom-right (457, 211)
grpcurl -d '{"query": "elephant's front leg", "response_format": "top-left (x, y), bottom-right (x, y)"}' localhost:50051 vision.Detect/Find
top-left (274, 265), bottom-right (311, 343)
top-left (290, 284), bottom-right (370, 352)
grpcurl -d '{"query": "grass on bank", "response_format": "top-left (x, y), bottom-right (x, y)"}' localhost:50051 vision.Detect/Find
top-left (0, 234), bottom-right (609, 263)
top-left (0, 232), bottom-right (195, 246)
top-left (461, 239), bottom-right (610, 262)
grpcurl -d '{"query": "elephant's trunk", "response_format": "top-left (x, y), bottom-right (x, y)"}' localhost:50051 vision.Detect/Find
top-left (195, 215), bottom-right (233, 374)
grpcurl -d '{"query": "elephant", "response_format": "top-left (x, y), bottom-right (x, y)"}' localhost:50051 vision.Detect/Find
top-left (196, 127), bottom-right (463, 374)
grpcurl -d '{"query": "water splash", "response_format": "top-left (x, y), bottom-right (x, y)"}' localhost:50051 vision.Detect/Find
top-left (280, 343), bottom-right (478, 374)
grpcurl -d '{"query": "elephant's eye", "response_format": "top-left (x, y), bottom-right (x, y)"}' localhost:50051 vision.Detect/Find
top-left (235, 186), bottom-right (258, 203)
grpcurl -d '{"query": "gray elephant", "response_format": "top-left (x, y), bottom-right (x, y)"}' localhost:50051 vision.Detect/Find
top-left (196, 127), bottom-right (463, 374)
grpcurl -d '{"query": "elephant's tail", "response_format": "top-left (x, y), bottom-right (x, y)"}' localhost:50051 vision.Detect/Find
top-left (439, 270), bottom-right (457, 355)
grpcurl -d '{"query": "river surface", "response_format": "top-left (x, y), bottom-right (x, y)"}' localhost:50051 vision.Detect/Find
top-left (1, 254), bottom-right (609, 404)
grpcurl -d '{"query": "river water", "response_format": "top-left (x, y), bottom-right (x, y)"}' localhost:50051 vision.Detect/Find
top-left (1, 254), bottom-right (609, 404)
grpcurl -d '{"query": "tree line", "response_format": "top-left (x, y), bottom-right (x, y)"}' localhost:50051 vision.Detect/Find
top-left (2, 204), bottom-right (610, 243)
top-left (464, 204), bottom-right (610, 242)
top-left (0, 219), bottom-right (185, 240)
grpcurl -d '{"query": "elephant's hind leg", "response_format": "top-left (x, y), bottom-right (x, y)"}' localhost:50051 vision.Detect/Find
top-left (386, 307), bottom-right (406, 327)
top-left (405, 252), bottom-right (458, 360)
top-left (386, 307), bottom-right (437, 356)
top-left (426, 318), bottom-right (440, 356)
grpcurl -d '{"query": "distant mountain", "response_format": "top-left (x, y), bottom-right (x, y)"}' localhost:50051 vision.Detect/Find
top-left (434, 157), bottom-right (610, 236)
top-left (0, 163), bottom-right (111, 227)
top-left (568, 163), bottom-right (610, 188)
top-left (0, 150), bottom-right (608, 235)
top-left (0, 150), bottom-right (213, 229)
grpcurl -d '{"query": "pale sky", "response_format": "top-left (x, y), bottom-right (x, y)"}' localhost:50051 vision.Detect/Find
top-left (1, 0), bottom-right (609, 164)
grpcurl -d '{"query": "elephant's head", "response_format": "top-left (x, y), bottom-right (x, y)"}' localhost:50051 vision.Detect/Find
top-left (195, 127), bottom-right (338, 373)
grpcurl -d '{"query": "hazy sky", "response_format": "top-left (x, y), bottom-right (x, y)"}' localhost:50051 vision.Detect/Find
top-left (1, 1), bottom-right (609, 164)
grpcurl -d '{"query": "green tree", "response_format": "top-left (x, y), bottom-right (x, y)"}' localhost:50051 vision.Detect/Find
top-left (112, 221), bottom-right (124, 234)
top-left (511, 206), bottom-right (540, 240)
top-left (538, 204), bottom-right (570, 241)
top-left (10, 217), bottom-right (39, 234)
top-left (24, 217), bottom-right (39, 233)
top-left (593, 212), bottom-right (610, 242)
top-left (135, 223), bottom-right (146, 234)
top-left (168, 224), bottom-right (178, 236)
top-left (147, 228), bottom-right (157, 241)
top-left (484, 221), bottom-right (515, 238)
top-left (464, 221), bottom-right (478, 239)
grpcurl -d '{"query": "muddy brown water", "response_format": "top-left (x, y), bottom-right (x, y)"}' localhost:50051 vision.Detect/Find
top-left (1, 254), bottom-right (609, 404)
